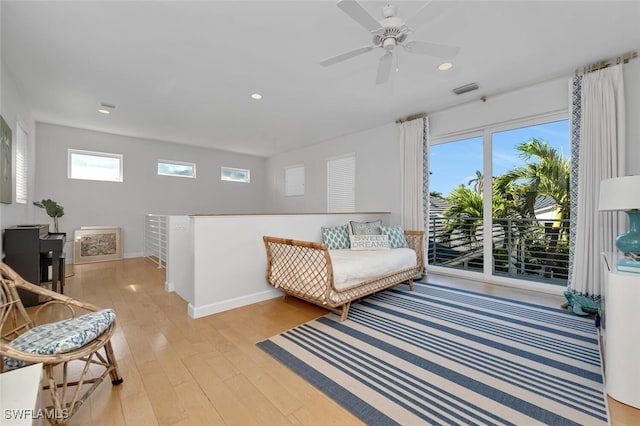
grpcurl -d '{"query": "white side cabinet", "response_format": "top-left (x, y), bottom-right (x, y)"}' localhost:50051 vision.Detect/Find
top-left (0, 363), bottom-right (43, 425)
top-left (603, 252), bottom-right (640, 409)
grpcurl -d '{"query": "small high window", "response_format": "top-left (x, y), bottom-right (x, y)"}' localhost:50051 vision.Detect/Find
top-left (157, 160), bottom-right (196, 178)
top-left (68, 149), bottom-right (123, 182)
top-left (221, 166), bottom-right (250, 183)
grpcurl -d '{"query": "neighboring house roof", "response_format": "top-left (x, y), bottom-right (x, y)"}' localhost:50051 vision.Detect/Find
top-left (428, 197), bottom-right (451, 217)
top-left (430, 194), bottom-right (558, 216)
top-left (534, 195), bottom-right (556, 212)
top-left (534, 195), bottom-right (559, 220)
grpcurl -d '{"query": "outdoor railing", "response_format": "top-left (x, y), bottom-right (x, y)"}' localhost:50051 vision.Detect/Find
top-left (428, 216), bottom-right (570, 285)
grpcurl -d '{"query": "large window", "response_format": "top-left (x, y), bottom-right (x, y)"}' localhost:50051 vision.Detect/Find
top-left (68, 149), bottom-right (123, 182)
top-left (327, 153), bottom-right (355, 212)
top-left (157, 159), bottom-right (196, 178)
top-left (429, 136), bottom-right (484, 272)
top-left (491, 119), bottom-right (570, 284)
top-left (428, 116), bottom-right (570, 286)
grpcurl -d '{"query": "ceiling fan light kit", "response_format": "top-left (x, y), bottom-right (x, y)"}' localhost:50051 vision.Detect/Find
top-left (321, 0), bottom-right (460, 84)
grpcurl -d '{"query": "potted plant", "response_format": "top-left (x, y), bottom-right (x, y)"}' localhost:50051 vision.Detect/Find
top-left (33, 199), bottom-right (64, 233)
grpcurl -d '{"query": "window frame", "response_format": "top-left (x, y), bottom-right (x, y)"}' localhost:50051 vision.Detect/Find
top-left (68, 149), bottom-right (123, 182)
top-left (157, 159), bottom-right (196, 179)
top-left (220, 166), bottom-right (250, 183)
top-left (428, 111), bottom-right (570, 290)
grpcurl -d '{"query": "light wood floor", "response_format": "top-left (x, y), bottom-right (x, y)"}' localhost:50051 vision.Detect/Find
top-left (37, 258), bottom-right (639, 425)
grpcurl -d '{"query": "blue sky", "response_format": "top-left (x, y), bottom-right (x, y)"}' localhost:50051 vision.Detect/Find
top-left (429, 119), bottom-right (570, 196)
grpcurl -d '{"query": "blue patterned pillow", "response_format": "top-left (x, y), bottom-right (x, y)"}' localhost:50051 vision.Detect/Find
top-left (321, 224), bottom-right (350, 249)
top-left (380, 225), bottom-right (409, 249)
top-left (4, 309), bottom-right (116, 371)
top-left (350, 220), bottom-right (382, 235)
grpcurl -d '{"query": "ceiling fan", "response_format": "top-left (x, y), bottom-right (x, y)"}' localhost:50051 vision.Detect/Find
top-left (320, 0), bottom-right (460, 84)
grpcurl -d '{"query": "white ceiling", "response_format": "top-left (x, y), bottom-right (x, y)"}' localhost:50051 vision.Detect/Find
top-left (2, 1), bottom-right (639, 157)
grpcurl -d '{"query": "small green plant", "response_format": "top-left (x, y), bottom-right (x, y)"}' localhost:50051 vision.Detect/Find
top-left (33, 199), bottom-right (64, 233)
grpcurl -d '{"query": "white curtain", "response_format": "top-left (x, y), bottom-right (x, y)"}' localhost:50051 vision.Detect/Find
top-left (399, 117), bottom-right (425, 231)
top-left (570, 65), bottom-right (626, 297)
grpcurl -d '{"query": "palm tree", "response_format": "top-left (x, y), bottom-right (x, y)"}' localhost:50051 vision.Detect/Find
top-left (468, 170), bottom-right (484, 196)
top-left (442, 180), bottom-right (521, 248)
top-left (495, 138), bottom-right (571, 277)
top-left (439, 138), bottom-right (571, 277)
top-left (442, 185), bottom-right (483, 248)
top-left (498, 138), bottom-right (570, 235)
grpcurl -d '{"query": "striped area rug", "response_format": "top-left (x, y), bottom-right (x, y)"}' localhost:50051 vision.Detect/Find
top-left (257, 282), bottom-right (608, 425)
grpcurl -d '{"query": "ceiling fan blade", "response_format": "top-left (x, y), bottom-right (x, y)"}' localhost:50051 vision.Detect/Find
top-left (336, 0), bottom-right (382, 33)
top-left (320, 45), bottom-right (375, 67)
top-left (405, 0), bottom-right (450, 32)
top-left (376, 52), bottom-right (393, 85)
top-left (403, 40), bottom-right (460, 59)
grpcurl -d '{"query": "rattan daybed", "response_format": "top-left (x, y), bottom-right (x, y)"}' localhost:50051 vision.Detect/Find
top-left (263, 230), bottom-right (424, 321)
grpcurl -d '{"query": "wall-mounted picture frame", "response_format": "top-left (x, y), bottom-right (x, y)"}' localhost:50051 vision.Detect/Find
top-left (73, 227), bottom-right (123, 264)
top-left (0, 114), bottom-right (12, 204)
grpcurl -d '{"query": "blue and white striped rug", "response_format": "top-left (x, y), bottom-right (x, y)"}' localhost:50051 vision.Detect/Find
top-left (257, 282), bottom-right (608, 425)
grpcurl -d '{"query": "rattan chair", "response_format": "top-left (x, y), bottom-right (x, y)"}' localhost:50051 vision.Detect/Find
top-left (0, 262), bottom-right (122, 424)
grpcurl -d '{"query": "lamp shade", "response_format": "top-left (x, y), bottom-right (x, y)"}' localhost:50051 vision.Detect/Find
top-left (599, 175), bottom-right (640, 211)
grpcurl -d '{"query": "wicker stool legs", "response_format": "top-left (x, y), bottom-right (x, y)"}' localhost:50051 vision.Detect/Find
top-left (41, 344), bottom-right (123, 424)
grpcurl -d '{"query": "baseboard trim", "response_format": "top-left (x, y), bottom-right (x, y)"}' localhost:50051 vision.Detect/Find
top-left (188, 289), bottom-right (283, 319)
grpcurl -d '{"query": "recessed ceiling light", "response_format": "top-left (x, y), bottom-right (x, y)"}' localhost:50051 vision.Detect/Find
top-left (97, 109), bottom-right (111, 115)
top-left (251, 93), bottom-right (263, 100)
top-left (438, 62), bottom-right (453, 71)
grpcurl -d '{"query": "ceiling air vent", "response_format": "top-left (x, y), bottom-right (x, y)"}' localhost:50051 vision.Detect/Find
top-left (452, 83), bottom-right (479, 95)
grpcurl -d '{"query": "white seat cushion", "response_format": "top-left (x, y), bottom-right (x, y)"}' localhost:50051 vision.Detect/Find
top-left (4, 309), bottom-right (115, 371)
top-left (329, 248), bottom-right (417, 290)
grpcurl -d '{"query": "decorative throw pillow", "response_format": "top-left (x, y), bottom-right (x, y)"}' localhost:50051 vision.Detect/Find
top-left (349, 234), bottom-right (390, 250)
top-left (380, 225), bottom-right (409, 249)
top-left (350, 220), bottom-right (382, 235)
top-left (321, 224), bottom-right (350, 249)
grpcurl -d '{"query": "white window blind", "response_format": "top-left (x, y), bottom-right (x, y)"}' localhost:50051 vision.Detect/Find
top-left (285, 164), bottom-right (305, 196)
top-left (327, 154), bottom-right (355, 212)
top-left (15, 122), bottom-right (28, 204)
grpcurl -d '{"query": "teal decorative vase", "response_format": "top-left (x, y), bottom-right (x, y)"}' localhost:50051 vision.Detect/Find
top-left (616, 211), bottom-right (640, 256)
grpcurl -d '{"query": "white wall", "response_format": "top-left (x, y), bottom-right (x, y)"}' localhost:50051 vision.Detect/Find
top-left (429, 69), bottom-right (640, 173)
top-left (34, 123), bottom-right (266, 260)
top-left (187, 212), bottom-right (391, 319)
top-left (429, 76), bottom-right (569, 139)
top-left (0, 63), bottom-right (38, 237)
top-left (4, 54), bottom-right (639, 265)
top-left (265, 123), bottom-right (403, 224)
top-left (264, 69), bottom-right (640, 228)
